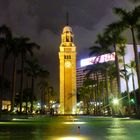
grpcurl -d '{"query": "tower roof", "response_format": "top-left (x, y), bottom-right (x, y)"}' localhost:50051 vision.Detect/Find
top-left (63, 26), bottom-right (72, 33)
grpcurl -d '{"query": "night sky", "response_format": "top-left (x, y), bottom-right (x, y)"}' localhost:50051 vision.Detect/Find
top-left (0, 0), bottom-right (138, 91)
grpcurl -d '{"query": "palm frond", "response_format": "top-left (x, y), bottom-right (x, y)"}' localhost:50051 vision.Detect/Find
top-left (105, 22), bottom-right (125, 34)
top-left (133, 5), bottom-right (140, 15)
top-left (128, 0), bottom-right (139, 2)
top-left (136, 24), bottom-right (140, 40)
top-left (0, 24), bottom-right (12, 39)
top-left (113, 8), bottom-right (129, 18)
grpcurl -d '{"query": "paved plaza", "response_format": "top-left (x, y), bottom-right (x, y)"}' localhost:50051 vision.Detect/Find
top-left (0, 116), bottom-right (140, 140)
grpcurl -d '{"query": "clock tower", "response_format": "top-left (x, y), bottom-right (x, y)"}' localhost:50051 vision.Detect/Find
top-left (59, 24), bottom-right (77, 114)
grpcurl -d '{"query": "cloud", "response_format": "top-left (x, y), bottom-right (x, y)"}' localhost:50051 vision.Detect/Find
top-left (0, 0), bottom-right (134, 91)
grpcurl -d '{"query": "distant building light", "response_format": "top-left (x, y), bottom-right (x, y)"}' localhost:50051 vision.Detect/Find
top-left (80, 52), bottom-right (115, 67)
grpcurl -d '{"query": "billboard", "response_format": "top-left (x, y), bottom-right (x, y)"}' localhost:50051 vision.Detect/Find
top-left (80, 52), bottom-right (115, 67)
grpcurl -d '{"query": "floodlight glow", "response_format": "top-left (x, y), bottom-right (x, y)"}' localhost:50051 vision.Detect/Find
top-left (59, 137), bottom-right (78, 140)
top-left (112, 98), bottom-right (119, 105)
top-left (57, 136), bottom-right (87, 140)
top-left (130, 99), bottom-right (135, 104)
top-left (80, 52), bottom-right (115, 67)
top-left (63, 122), bottom-right (86, 124)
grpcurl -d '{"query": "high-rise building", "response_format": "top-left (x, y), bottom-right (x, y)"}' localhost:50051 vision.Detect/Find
top-left (76, 44), bottom-right (140, 93)
top-left (59, 25), bottom-right (77, 114)
top-left (76, 52), bottom-right (116, 88)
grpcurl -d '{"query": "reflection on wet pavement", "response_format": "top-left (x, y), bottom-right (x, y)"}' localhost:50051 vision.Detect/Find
top-left (0, 116), bottom-right (140, 140)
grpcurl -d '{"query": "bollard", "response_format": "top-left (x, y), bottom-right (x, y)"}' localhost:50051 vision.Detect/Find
top-left (77, 126), bottom-right (80, 134)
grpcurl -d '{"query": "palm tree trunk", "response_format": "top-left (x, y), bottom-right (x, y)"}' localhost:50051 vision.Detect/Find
top-left (131, 28), bottom-right (140, 97)
top-left (102, 79), bottom-right (106, 115)
top-left (105, 70), bottom-right (110, 115)
top-left (131, 68), bottom-right (139, 114)
top-left (131, 28), bottom-right (140, 115)
top-left (123, 56), bottom-right (131, 115)
top-left (114, 43), bottom-right (121, 96)
top-left (41, 88), bottom-right (45, 114)
top-left (20, 53), bottom-right (24, 113)
top-left (31, 77), bottom-right (34, 113)
top-left (100, 81), bottom-right (104, 116)
top-left (0, 88), bottom-right (2, 118)
top-left (26, 100), bottom-right (28, 114)
top-left (91, 84), bottom-right (94, 115)
top-left (11, 56), bottom-right (16, 112)
top-left (0, 57), bottom-right (6, 118)
top-left (94, 74), bottom-right (97, 115)
top-left (109, 77), bottom-right (113, 94)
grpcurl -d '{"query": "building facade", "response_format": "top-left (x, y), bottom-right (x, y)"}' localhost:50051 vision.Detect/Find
top-left (76, 44), bottom-right (140, 92)
top-left (59, 25), bottom-right (77, 114)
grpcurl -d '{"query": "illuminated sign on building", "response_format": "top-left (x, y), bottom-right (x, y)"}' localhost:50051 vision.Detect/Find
top-left (80, 52), bottom-right (115, 67)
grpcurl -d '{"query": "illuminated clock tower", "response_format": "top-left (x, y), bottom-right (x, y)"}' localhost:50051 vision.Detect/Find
top-left (59, 22), bottom-right (77, 114)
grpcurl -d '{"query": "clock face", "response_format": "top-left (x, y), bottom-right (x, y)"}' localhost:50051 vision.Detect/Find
top-left (65, 61), bottom-right (71, 68)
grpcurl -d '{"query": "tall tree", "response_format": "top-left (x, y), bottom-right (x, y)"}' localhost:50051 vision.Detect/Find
top-left (89, 34), bottom-right (115, 115)
top-left (85, 62), bottom-right (114, 115)
top-left (111, 6), bottom-right (140, 101)
top-left (46, 86), bottom-right (56, 111)
top-left (0, 25), bottom-right (12, 117)
top-left (104, 24), bottom-right (127, 97)
top-left (8, 38), bottom-right (22, 111)
top-left (89, 34), bottom-right (111, 57)
top-left (117, 43), bottom-right (131, 115)
top-left (23, 88), bottom-right (32, 114)
top-left (38, 68), bottom-right (49, 113)
top-left (77, 85), bottom-right (92, 114)
top-left (128, 0), bottom-right (139, 2)
top-left (25, 57), bottom-right (40, 113)
top-left (126, 60), bottom-right (139, 114)
top-left (18, 37), bottom-right (40, 113)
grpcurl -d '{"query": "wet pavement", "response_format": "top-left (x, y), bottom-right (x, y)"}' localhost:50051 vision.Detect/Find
top-left (0, 116), bottom-right (140, 140)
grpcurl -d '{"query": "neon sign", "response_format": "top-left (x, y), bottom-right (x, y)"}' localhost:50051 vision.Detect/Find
top-left (80, 52), bottom-right (115, 67)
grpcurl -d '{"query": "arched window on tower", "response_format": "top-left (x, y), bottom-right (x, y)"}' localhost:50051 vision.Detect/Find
top-left (64, 55), bottom-right (71, 59)
top-left (66, 34), bottom-right (69, 42)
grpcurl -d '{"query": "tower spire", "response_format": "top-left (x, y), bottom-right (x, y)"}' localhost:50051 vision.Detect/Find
top-left (66, 12), bottom-right (69, 25)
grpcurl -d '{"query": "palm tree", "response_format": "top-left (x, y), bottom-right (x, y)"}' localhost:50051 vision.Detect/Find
top-left (8, 38), bottom-right (22, 111)
top-left (128, 0), bottom-right (139, 2)
top-left (108, 63), bottom-right (117, 95)
top-left (85, 61), bottom-right (114, 115)
top-left (89, 33), bottom-right (111, 57)
top-left (25, 57), bottom-right (40, 113)
top-left (77, 85), bottom-right (92, 114)
top-left (0, 25), bottom-right (12, 117)
top-left (128, 61), bottom-right (136, 94)
top-left (104, 24), bottom-right (126, 97)
top-left (126, 60), bottom-right (139, 114)
top-left (23, 88), bottom-right (32, 114)
top-left (89, 34), bottom-right (116, 115)
top-left (117, 43), bottom-right (131, 115)
top-left (38, 68), bottom-right (49, 113)
top-left (47, 86), bottom-right (56, 111)
top-left (83, 78), bottom-right (95, 114)
top-left (112, 6), bottom-right (140, 99)
top-left (18, 37), bottom-right (40, 113)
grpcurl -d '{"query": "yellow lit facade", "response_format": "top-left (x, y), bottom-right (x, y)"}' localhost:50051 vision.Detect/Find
top-left (2, 100), bottom-right (11, 111)
top-left (59, 26), bottom-right (77, 114)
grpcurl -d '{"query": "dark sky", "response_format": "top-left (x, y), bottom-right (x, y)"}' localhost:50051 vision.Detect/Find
top-left (0, 0), bottom-right (138, 92)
